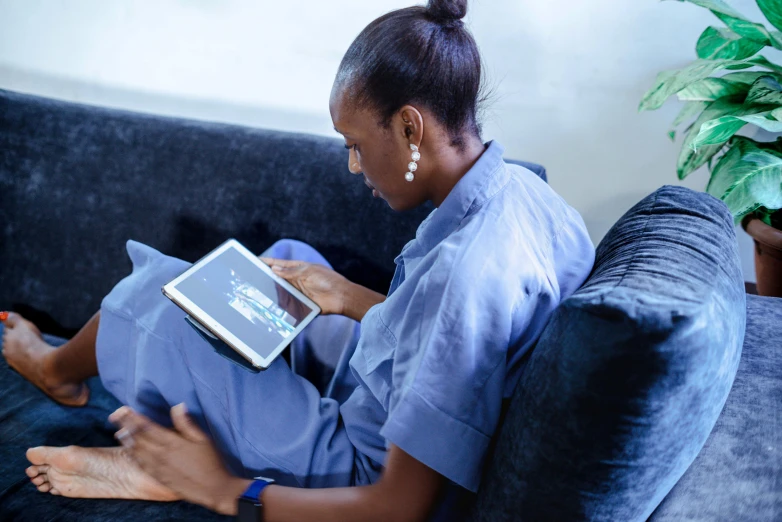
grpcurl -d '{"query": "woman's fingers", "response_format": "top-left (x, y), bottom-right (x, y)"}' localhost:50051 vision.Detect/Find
top-left (262, 259), bottom-right (307, 281)
top-left (110, 406), bottom-right (169, 445)
top-left (262, 258), bottom-right (307, 288)
top-left (260, 257), bottom-right (304, 270)
top-left (115, 428), bottom-right (136, 448)
top-left (170, 403), bottom-right (208, 443)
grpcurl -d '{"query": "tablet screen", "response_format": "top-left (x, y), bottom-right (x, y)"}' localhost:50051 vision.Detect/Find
top-left (173, 246), bottom-right (314, 360)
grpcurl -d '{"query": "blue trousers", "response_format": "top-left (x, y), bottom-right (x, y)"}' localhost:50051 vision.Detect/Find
top-left (37, 239), bottom-right (380, 489)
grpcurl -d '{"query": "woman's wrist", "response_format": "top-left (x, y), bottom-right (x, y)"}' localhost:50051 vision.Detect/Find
top-left (341, 282), bottom-right (385, 322)
top-left (213, 477), bottom-right (253, 516)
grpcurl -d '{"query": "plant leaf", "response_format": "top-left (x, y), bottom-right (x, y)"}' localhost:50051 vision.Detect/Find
top-left (714, 12), bottom-right (771, 43)
top-left (745, 55), bottom-right (782, 74)
top-left (757, 0), bottom-right (782, 33)
top-left (694, 114), bottom-right (753, 146)
top-left (677, 98), bottom-right (745, 178)
top-left (745, 75), bottom-right (782, 104)
top-left (718, 71), bottom-right (782, 84)
top-left (753, 206), bottom-right (782, 227)
top-left (693, 108), bottom-right (782, 147)
top-left (639, 57), bottom-right (767, 112)
top-left (670, 0), bottom-right (746, 20)
top-left (772, 107), bottom-right (782, 120)
top-left (739, 113), bottom-right (782, 131)
top-left (674, 0), bottom-right (770, 43)
top-left (696, 26), bottom-right (765, 59)
top-left (669, 101), bottom-right (709, 141)
top-left (673, 101), bottom-right (710, 127)
top-left (676, 77), bottom-right (751, 100)
top-left (771, 31), bottom-right (782, 50)
top-left (706, 137), bottom-right (782, 222)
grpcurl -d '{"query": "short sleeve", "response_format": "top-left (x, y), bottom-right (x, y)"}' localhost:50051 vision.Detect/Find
top-left (378, 247), bottom-right (529, 492)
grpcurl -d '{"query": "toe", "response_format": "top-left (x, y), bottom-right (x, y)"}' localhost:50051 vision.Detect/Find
top-left (26, 446), bottom-right (50, 465)
top-left (31, 475), bottom-right (47, 486)
top-left (25, 465), bottom-right (49, 477)
top-left (4, 312), bottom-right (19, 327)
top-left (50, 488), bottom-right (61, 496)
top-left (37, 482), bottom-right (52, 493)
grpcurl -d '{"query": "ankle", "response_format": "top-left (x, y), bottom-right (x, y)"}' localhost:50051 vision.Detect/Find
top-left (41, 347), bottom-right (70, 388)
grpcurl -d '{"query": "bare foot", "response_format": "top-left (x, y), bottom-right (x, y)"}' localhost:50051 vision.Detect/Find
top-left (25, 445), bottom-right (180, 501)
top-left (1, 312), bottom-right (89, 406)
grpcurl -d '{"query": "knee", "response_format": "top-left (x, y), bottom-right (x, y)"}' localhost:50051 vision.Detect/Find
top-left (262, 239), bottom-right (331, 268)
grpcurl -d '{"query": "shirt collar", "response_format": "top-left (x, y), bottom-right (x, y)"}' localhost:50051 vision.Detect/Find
top-left (395, 140), bottom-right (508, 264)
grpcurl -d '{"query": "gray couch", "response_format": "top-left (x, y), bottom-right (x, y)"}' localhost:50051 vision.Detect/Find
top-left (0, 89), bottom-right (779, 521)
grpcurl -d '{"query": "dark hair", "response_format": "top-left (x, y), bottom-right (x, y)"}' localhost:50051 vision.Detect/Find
top-left (335, 0), bottom-right (485, 149)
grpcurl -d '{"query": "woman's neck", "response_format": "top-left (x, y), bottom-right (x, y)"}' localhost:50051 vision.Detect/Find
top-left (429, 136), bottom-right (488, 208)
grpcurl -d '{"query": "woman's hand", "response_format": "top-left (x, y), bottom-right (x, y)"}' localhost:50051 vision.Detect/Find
top-left (110, 404), bottom-right (249, 515)
top-left (259, 257), bottom-right (352, 316)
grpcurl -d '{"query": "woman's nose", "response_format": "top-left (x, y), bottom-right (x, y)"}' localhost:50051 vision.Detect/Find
top-left (348, 149), bottom-right (362, 175)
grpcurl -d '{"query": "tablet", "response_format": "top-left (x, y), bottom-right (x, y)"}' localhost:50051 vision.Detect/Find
top-left (161, 238), bottom-right (321, 370)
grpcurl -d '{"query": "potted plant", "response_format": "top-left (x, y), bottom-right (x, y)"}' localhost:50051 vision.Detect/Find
top-left (639, 0), bottom-right (782, 297)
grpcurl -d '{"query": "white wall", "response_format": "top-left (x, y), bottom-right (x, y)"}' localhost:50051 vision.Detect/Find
top-left (0, 0), bottom-right (770, 281)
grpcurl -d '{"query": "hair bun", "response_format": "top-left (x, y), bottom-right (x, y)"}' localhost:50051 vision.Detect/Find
top-left (426, 0), bottom-right (468, 25)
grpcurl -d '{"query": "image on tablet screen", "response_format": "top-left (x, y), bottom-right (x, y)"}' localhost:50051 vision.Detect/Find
top-left (228, 279), bottom-right (296, 338)
top-left (174, 246), bottom-right (310, 358)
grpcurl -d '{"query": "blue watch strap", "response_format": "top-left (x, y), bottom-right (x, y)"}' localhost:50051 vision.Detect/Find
top-left (240, 478), bottom-right (273, 503)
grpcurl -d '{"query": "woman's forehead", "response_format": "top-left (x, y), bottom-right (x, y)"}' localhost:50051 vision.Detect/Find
top-left (330, 90), bottom-right (366, 136)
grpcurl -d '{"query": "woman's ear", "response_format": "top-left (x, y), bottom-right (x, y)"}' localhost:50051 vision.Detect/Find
top-left (398, 105), bottom-right (424, 148)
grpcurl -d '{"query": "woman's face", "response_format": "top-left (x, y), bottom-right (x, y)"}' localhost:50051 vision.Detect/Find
top-left (329, 86), bottom-right (426, 212)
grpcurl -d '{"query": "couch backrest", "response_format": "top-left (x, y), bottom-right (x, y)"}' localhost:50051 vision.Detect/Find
top-left (0, 90), bottom-right (545, 333)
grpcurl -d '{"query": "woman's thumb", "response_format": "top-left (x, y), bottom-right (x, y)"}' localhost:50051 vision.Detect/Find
top-left (171, 403), bottom-right (208, 443)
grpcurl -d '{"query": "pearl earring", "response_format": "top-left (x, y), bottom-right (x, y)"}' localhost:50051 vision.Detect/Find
top-left (406, 144), bottom-right (420, 182)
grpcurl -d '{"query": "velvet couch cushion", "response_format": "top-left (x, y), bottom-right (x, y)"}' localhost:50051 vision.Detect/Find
top-left (468, 185), bottom-right (747, 521)
top-left (648, 294), bottom-right (782, 521)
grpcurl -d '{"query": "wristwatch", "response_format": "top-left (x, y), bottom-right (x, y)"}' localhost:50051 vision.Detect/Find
top-left (237, 476), bottom-right (274, 522)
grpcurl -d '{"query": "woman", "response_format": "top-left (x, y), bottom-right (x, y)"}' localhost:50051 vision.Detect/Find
top-left (0, 1), bottom-right (594, 520)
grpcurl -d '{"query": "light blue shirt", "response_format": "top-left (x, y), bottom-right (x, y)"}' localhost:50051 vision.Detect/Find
top-left (339, 140), bottom-right (595, 505)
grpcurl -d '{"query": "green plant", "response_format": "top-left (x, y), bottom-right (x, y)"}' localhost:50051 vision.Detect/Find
top-left (639, 0), bottom-right (782, 229)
